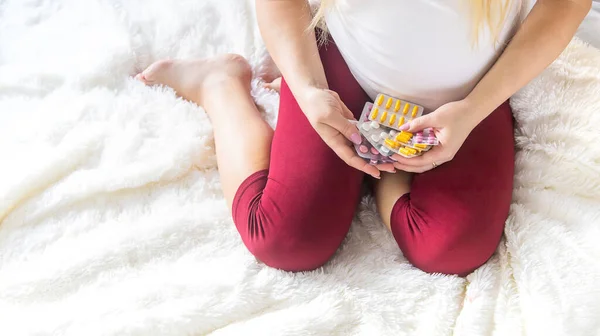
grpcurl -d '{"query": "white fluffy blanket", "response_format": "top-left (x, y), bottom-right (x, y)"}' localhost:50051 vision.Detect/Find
top-left (1, 1), bottom-right (599, 335)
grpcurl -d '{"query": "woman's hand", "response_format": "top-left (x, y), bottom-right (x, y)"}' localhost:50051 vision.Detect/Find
top-left (391, 99), bottom-right (480, 173)
top-left (299, 87), bottom-right (395, 178)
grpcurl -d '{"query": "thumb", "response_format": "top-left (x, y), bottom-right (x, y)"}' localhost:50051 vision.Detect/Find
top-left (399, 113), bottom-right (435, 133)
top-left (329, 110), bottom-right (363, 145)
top-left (330, 90), bottom-right (356, 120)
top-left (339, 101), bottom-right (356, 120)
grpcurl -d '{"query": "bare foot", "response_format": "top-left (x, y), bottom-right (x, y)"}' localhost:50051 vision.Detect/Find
top-left (136, 54), bottom-right (252, 105)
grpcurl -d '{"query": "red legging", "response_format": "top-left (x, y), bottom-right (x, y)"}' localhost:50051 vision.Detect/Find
top-left (232, 41), bottom-right (514, 276)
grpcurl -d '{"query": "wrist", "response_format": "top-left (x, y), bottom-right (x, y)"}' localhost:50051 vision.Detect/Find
top-left (461, 96), bottom-right (498, 128)
top-left (293, 82), bottom-right (328, 106)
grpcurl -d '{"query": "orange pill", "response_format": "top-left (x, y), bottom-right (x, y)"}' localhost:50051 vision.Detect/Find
top-left (396, 134), bottom-right (411, 143)
top-left (380, 111), bottom-right (388, 123)
top-left (370, 108), bottom-right (379, 120)
top-left (403, 104), bottom-right (410, 115)
top-left (384, 138), bottom-right (399, 149)
top-left (398, 116), bottom-right (405, 127)
top-left (385, 97), bottom-right (393, 109)
top-left (411, 106), bottom-right (419, 117)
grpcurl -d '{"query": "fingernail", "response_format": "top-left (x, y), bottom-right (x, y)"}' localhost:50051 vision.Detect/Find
top-left (351, 133), bottom-right (362, 145)
top-left (398, 123), bottom-right (409, 131)
top-left (374, 174), bottom-right (381, 179)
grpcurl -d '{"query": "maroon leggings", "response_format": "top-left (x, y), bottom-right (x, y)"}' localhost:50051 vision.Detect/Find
top-left (232, 41), bottom-right (514, 276)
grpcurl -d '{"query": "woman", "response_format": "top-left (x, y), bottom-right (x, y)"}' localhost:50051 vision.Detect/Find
top-left (136, 0), bottom-right (591, 276)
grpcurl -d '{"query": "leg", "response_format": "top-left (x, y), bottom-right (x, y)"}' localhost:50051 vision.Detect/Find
top-left (138, 42), bottom-right (369, 271)
top-left (137, 55), bottom-right (272, 204)
top-left (376, 102), bottom-right (515, 276)
top-left (374, 171), bottom-right (412, 231)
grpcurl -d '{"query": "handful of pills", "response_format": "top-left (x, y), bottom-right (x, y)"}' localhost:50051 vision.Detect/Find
top-left (353, 94), bottom-right (439, 165)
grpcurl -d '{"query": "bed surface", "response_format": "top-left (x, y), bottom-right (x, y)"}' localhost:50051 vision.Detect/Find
top-left (1, 1), bottom-right (599, 335)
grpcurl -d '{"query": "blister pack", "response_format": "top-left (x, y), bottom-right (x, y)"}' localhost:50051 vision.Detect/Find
top-left (353, 94), bottom-right (439, 164)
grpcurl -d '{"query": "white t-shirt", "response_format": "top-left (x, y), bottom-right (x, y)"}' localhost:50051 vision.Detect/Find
top-left (325, 0), bottom-right (536, 111)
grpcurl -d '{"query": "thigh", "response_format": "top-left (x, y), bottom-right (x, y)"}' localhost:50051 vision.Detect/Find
top-left (389, 102), bottom-right (514, 275)
top-left (410, 102), bottom-right (515, 223)
top-left (266, 39), bottom-right (369, 235)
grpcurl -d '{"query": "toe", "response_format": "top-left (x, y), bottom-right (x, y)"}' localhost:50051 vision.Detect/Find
top-left (141, 59), bottom-right (173, 83)
top-left (135, 73), bottom-right (148, 84)
top-left (263, 77), bottom-right (282, 92)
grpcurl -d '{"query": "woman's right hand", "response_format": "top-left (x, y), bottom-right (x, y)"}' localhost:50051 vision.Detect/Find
top-left (298, 87), bottom-right (394, 178)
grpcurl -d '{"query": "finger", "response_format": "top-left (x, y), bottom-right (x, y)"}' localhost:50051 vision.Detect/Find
top-left (325, 110), bottom-right (363, 146)
top-left (392, 162), bottom-right (431, 173)
top-left (328, 134), bottom-right (381, 178)
top-left (391, 147), bottom-right (449, 167)
top-left (329, 91), bottom-right (356, 120)
top-left (339, 100), bottom-right (357, 120)
top-left (399, 113), bottom-right (436, 132)
top-left (375, 162), bottom-right (396, 173)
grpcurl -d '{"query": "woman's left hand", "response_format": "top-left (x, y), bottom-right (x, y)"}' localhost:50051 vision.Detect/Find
top-left (391, 99), bottom-right (480, 173)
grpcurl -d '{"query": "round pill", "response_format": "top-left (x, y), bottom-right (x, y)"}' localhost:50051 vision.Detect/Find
top-left (370, 147), bottom-right (379, 155)
top-left (389, 130), bottom-right (397, 137)
top-left (370, 121), bottom-right (380, 129)
top-left (369, 159), bottom-right (378, 165)
top-left (380, 146), bottom-right (391, 155)
top-left (428, 139), bottom-right (436, 144)
top-left (361, 123), bottom-right (371, 131)
top-left (359, 145), bottom-right (369, 153)
top-left (371, 134), bottom-right (380, 142)
top-left (380, 131), bottom-right (388, 139)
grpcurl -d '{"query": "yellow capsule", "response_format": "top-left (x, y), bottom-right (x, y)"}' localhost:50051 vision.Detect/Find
top-left (400, 131), bottom-right (414, 137)
top-left (384, 139), bottom-right (399, 149)
top-left (407, 148), bottom-right (417, 155)
top-left (412, 106), bottom-right (419, 117)
top-left (370, 108), bottom-right (379, 120)
top-left (380, 111), bottom-right (388, 123)
top-left (414, 143), bottom-right (428, 149)
top-left (396, 134), bottom-right (411, 143)
top-left (385, 97), bottom-right (393, 109)
top-left (376, 95), bottom-right (385, 106)
top-left (394, 100), bottom-right (402, 112)
top-left (403, 104), bottom-right (410, 115)
top-left (398, 116), bottom-right (405, 127)
top-left (400, 148), bottom-right (412, 155)
top-left (389, 114), bottom-right (396, 125)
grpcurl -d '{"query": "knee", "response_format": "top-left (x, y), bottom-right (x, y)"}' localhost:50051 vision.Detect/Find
top-left (403, 244), bottom-right (491, 277)
top-left (236, 198), bottom-right (348, 271)
top-left (394, 214), bottom-right (503, 276)
top-left (233, 172), bottom-right (352, 272)
top-left (243, 223), bottom-right (342, 272)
